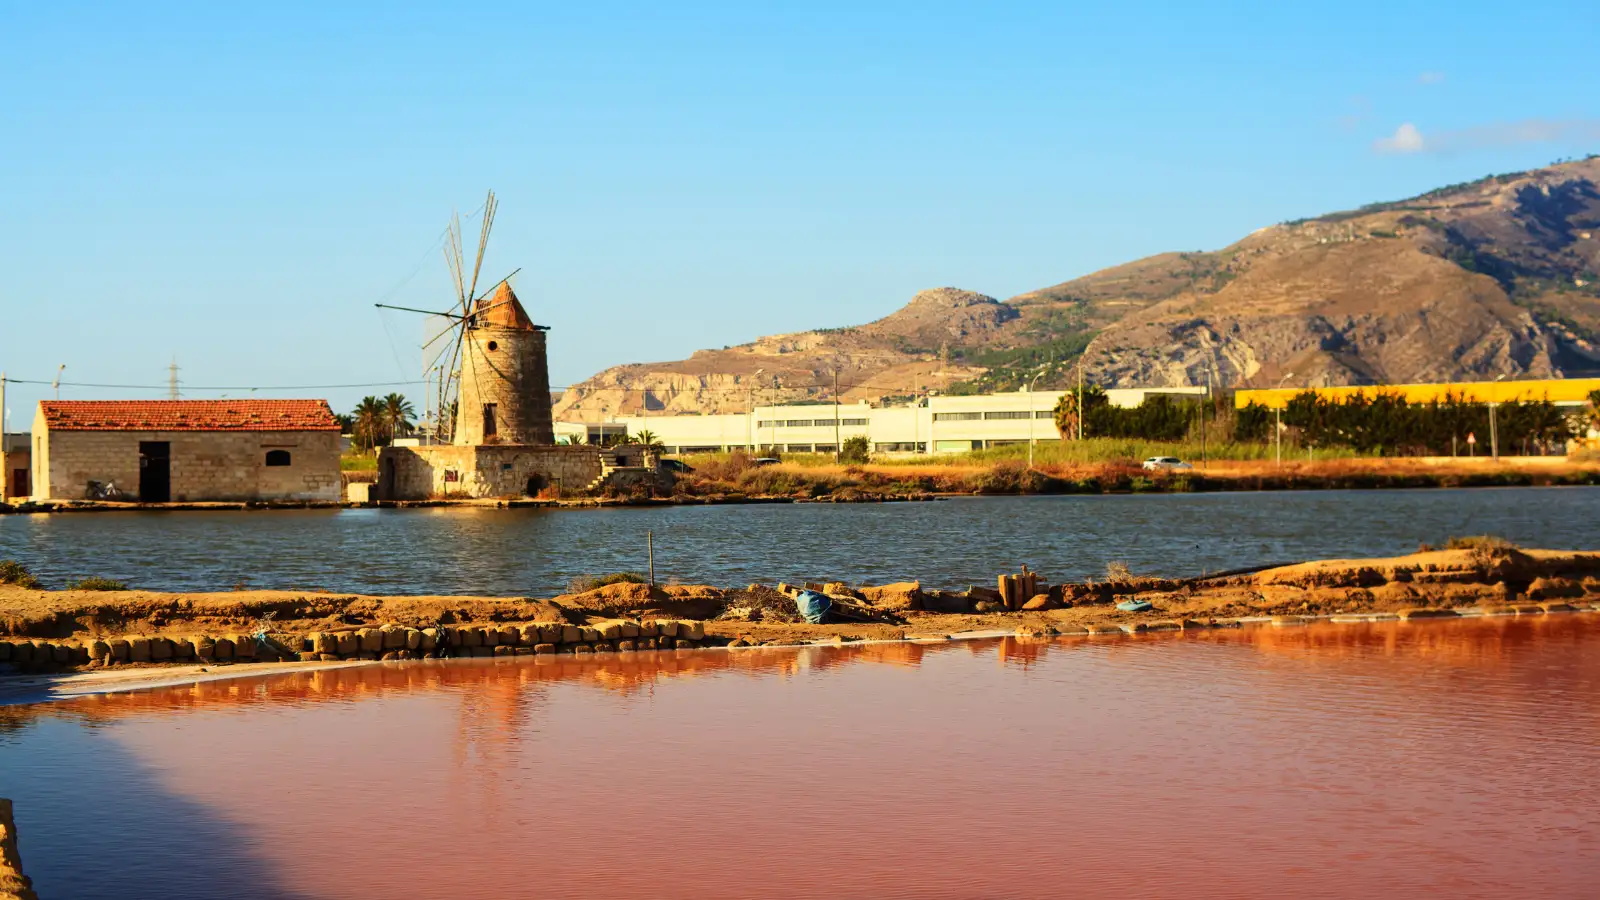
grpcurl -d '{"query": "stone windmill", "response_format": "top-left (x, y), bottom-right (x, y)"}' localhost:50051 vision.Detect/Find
top-left (381, 191), bottom-right (554, 446)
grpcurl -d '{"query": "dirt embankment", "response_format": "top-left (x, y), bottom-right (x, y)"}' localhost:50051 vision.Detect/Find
top-left (3, 549), bottom-right (1599, 678)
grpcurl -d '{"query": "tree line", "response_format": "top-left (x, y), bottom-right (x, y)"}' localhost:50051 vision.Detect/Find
top-left (1234, 390), bottom-right (1575, 455)
top-left (1054, 386), bottom-right (1585, 455)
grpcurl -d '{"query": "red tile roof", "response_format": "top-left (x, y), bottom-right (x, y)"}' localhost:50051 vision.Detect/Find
top-left (39, 400), bottom-right (340, 432)
top-left (474, 283), bottom-right (538, 331)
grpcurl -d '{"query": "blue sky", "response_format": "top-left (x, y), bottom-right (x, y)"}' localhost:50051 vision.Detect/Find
top-left (2, 1), bottom-right (1597, 422)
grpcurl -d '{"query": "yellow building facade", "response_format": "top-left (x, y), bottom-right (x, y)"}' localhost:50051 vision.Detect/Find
top-left (1234, 378), bottom-right (1600, 410)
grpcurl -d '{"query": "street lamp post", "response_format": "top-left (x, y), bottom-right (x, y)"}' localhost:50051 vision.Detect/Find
top-left (1026, 368), bottom-right (1047, 469)
top-left (747, 368), bottom-right (764, 452)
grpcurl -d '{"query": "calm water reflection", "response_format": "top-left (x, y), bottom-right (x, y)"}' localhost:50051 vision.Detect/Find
top-left (3, 615), bottom-right (1599, 898)
top-left (2, 487), bottom-right (1598, 595)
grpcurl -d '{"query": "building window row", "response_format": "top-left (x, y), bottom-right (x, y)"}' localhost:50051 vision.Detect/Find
top-left (755, 418), bottom-right (871, 429)
top-left (932, 410), bottom-right (1055, 422)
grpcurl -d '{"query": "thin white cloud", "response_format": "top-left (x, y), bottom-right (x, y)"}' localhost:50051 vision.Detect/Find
top-left (1373, 122), bottom-right (1425, 154)
top-left (1418, 71), bottom-right (1445, 85)
top-left (1372, 118), bottom-right (1600, 154)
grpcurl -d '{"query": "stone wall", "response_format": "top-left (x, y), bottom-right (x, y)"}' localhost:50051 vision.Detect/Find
top-left (35, 427), bottom-right (340, 502)
top-left (0, 618), bottom-right (711, 672)
top-left (378, 444), bottom-right (603, 500)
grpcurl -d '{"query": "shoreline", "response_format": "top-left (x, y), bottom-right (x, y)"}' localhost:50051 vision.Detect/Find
top-left (3, 457), bottom-right (1598, 514)
top-left (4, 604), bottom-right (1593, 707)
top-left (4, 545), bottom-right (1599, 702)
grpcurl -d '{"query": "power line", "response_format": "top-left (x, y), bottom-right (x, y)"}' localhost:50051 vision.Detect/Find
top-left (3, 378), bottom-right (426, 391)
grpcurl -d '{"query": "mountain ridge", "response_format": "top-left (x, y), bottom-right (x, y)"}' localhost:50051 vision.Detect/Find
top-left (554, 156), bottom-right (1600, 421)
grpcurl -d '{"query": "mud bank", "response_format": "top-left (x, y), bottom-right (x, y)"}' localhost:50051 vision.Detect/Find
top-left (3, 548), bottom-right (1599, 690)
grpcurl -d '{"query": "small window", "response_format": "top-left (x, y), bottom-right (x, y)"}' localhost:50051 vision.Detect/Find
top-left (265, 450), bottom-right (291, 467)
top-left (487, 340), bottom-right (499, 352)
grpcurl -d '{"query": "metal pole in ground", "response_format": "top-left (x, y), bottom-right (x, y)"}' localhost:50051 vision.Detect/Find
top-left (1275, 405), bottom-right (1282, 467)
top-left (647, 530), bottom-right (655, 587)
top-left (1484, 400), bottom-right (1497, 458)
top-left (1027, 369), bottom-right (1046, 468)
top-left (833, 367), bottom-right (841, 463)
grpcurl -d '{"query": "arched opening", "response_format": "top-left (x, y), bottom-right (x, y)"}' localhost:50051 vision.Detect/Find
top-left (265, 450), bottom-right (291, 467)
top-left (525, 474), bottom-right (548, 496)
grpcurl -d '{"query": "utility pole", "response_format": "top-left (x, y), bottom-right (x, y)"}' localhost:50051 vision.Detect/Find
top-left (52, 365), bottom-right (65, 400)
top-left (1, 372), bottom-right (7, 448)
top-left (1275, 405), bottom-right (1282, 467)
top-left (748, 368), bottom-right (764, 452)
top-left (1200, 368), bottom-right (1210, 469)
top-left (1489, 374), bottom-right (1506, 461)
top-left (168, 357), bottom-right (180, 400)
top-left (833, 367), bottom-right (841, 462)
top-left (1076, 363), bottom-right (1085, 440)
top-left (768, 376), bottom-right (779, 453)
top-left (1489, 401), bottom-right (1500, 461)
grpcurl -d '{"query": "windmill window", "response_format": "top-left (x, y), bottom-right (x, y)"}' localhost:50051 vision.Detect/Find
top-left (265, 450), bottom-right (292, 467)
top-left (487, 340), bottom-right (499, 351)
top-left (483, 404), bottom-right (498, 438)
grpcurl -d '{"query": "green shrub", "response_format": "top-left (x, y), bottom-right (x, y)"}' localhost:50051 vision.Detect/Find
top-left (840, 435), bottom-right (870, 464)
top-left (567, 572), bottom-right (647, 593)
top-left (0, 560), bottom-right (41, 589)
top-left (67, 577), bottom-right (129, 591)
top-left (1445, 535), bottom-right (1516, 551)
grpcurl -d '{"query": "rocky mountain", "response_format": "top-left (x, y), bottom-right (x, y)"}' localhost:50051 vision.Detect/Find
top-left (551, 288), bottom-right (1016, 419)
top-left (555, 157), bottom-right (1600, 419)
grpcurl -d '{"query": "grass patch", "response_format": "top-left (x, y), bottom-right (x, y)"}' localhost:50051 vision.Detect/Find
top-left (0, 560), bottom-right (41, 589)
top-left (567, 572), bottom-right (647, 593)
top-left (66, 576), bottom-right (129, 591)
top-left (340, 453), bottom-right (378, 472)
top-left (1445, 535), bottom-right (1517, 551)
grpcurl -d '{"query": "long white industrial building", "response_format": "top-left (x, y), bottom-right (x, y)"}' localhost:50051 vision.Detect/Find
top-left (553, 387), bottom-right (1207, 455)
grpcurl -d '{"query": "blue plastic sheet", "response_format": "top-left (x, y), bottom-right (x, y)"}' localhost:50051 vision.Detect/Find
top-left (795, 590), bottom-right (832, 624)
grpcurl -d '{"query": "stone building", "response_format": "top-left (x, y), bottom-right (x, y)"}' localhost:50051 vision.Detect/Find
top-left (454, 282), bottom-right (555, 446)
top-left (31, 400), bottom-right (341, 502)
top-left (378, 284), bottom-right (663, 500)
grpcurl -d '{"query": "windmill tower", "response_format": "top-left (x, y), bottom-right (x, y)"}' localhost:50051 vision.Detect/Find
top-left (407, 191), bottom-right (555, 446)
top-left (455, 281), bottom-right (554, 445)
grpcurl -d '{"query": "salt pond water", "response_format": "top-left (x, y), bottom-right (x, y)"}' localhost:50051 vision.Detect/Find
top-left (3, 614), bottom-right (1598, 898)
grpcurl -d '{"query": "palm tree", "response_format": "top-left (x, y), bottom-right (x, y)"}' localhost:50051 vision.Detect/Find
top-left (352, 396), bottom-right (385, 452)
top-left (630, 429), bottom-right (664, 453)
top-left (382, 393), bottom-right (416, 442)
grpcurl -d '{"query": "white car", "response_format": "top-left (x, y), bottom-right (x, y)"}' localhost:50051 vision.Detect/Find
top-left (1141, 456), bottom-right (1193, 472)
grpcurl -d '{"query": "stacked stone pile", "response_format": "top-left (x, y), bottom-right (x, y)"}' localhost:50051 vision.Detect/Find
top-left (301, 619), bottom-right (707, 661)
top-left (0, 618), bottom-right (713, 673)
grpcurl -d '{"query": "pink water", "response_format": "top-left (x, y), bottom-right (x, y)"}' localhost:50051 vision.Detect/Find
top-left (4, 615), bottom-right (1600, 898)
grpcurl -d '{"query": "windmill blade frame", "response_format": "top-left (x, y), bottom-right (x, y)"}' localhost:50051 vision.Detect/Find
top-left (431, 190), bottom-right (499, 444)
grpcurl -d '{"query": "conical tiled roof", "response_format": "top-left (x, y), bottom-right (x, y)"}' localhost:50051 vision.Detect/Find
top-left (475, 283), bottom-right (537, 331)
